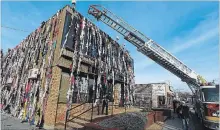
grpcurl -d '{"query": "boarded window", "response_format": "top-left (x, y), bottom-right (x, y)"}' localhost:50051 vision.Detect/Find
top-left (61, 11), bottom-right (72, 48)
top-left (58, 72), bottom-right (70, 103)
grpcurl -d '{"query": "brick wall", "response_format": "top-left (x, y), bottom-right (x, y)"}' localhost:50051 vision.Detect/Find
top-left (43, 5), bottom-right (67, 129)
top-left (145, 112), bottom-right (155, 129)
top-left (144, 110), bottom-right (166, 129)
top-left (44, 66), bottom-right (62, 129)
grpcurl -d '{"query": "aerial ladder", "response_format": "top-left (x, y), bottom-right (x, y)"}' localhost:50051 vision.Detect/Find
top-left (88, 5), bottom-right (204, 94)
top-left (87, 5), bottom-right (219, 129)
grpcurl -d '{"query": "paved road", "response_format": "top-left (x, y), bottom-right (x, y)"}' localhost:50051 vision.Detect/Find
top-left (189, 109), bottom-right (213, 130)
top-left (162, 116), bottom-right (183, 130)
top-left (1, 113), bottom-right (36, 130)
top-left (161, 108), bottom-right (211, 130)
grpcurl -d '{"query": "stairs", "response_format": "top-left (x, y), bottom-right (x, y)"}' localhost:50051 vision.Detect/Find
top-left (55, 118), bottom-right (90, 130)
top-left (57, 102), bottom-right (140, 130)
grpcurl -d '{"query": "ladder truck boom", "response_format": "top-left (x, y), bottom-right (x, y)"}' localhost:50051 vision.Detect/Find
top-left (88, 5), bottom-right (205, 93)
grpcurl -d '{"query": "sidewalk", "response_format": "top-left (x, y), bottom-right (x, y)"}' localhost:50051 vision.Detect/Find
top-left (161, 117), bottom-right (183, 130)
top-left (1, 112), bottom-right (41, 130)
top-left (145, 121), bottom-right (164, 130)
top-left (145, 117), bottom-right (183, 130)
top-left (160, 113), bottom-right (183, 130)
top-left (145, 112), bottom-right (183, 130)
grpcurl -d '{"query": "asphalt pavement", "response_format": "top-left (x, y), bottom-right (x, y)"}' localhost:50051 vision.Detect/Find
top-left (1, 113), bottom-right (36, 130)
top-left (0, 108), bottom-right (212, 130)
top-left (161, 107), bottom-right (211, 130)
top-left (189, 109), bottom-right (213, 130)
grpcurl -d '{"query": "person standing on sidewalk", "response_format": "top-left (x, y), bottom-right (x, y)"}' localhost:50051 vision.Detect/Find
top-left (101, 95), bottom-right (109, 115)
top-left (101, 82), bottom-right (109, 115)
top-left (177, 101), bottom-right (183, 118)
top-left (182, 103), bottom-right (190, 130)
top-left (173, 100), bottom-right (177, 113)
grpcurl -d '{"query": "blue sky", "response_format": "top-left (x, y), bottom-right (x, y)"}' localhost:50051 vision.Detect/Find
top-left (1, 1), bottom-right (219, 92)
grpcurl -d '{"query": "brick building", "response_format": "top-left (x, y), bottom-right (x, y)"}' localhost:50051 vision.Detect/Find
top-left (1, 5), bottom-right (135, 129)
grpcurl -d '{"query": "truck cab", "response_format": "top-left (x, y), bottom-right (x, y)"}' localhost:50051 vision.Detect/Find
top-left (195, 84), bottom-right (219, 129)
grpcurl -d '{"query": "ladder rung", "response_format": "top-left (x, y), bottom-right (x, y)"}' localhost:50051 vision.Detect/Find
top-left (118, 29), bottom-right (124, 34)
top-left (123, 31), bottom-right (127, 35)
top-left (110, 21), bottom-right (114, 26)
top-left (136, 40), bottom-right (140, 44)
top-left (102, 16), bottom-right (108, 22)
top-left (124, 32), bottom-right (129, 36)
top-left (107, 19), bottom-right (110, 23)
top-left (121, 29), bottom-right (125, 34)
top-left (117, 27), bottom-right (121, 31)
top-left (120, 28), bottom-right (124, 33)
top-left (103, 16), bottom-right (106, 21)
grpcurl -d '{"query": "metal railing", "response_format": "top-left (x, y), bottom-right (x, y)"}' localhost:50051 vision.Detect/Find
top-left (64, 102), bottom-right (88, 130)
top-left (64, 99), bottom-right (131, 130)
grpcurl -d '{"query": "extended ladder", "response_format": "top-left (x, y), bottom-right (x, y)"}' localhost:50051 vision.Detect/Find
top-left (88, 5), bottom-right (201, 93)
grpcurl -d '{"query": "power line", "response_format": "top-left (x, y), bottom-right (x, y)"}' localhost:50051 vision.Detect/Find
top-left (1, 25), bottom-right (29, 32)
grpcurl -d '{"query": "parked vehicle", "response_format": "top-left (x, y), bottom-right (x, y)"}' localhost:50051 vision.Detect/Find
top-left (194, 84), bottom-right (219, 130)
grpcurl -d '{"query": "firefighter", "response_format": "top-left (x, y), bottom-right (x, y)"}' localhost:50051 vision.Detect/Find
top-left (176, 101), bottom-right (183, 118)
top-left (182, 102), bottom-right (190, 130)
top-left (173, 100), bottom-right (177, 113)
top-left (101, 95), bottom-right (108, 115)
top-left (101, 83), bottom-right (108, 115)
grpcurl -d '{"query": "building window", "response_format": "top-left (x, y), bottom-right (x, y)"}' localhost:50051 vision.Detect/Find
top-left (158, 96), bottom-right (165, 105)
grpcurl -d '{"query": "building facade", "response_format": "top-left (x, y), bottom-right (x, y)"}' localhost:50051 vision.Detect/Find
top-left (133, 84), bottom-right (152, 108)
top-left (134, 83), bottom-right (174, 108)
top-left (0, 5), bottom-right (135, 129)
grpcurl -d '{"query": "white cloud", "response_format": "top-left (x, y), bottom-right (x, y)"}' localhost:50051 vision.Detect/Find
top-left (172, 27), bottom-right (218, 53)
top-left (171, 11), bottom-right (219, 53)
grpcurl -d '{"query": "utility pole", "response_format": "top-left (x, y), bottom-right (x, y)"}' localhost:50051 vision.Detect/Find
top-left (174, 88), bottom-right (184, 101)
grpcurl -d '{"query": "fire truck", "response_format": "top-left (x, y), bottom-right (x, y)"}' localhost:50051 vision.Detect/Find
top-left (194, 81), bottom-right (219, 129)
top-left (87, 5), bottom-right (219, 129)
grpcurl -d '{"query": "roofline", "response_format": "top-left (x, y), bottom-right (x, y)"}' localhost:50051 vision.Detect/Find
top-left (135, 82), bottom-right (169, 85)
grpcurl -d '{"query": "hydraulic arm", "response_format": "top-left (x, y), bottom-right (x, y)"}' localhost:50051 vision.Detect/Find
top-left (88, 5), bottom-right (205, 93)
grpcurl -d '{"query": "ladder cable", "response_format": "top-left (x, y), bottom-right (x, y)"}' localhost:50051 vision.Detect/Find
top-left (1, 25), bottom-right (29, 32)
